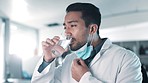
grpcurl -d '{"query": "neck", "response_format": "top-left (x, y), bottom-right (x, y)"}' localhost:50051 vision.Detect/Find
top-left (92, 35), bottom-right (102, 48)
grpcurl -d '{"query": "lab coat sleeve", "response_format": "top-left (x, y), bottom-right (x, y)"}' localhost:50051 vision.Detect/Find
top-left (79, 72), bottom-right (105, 83)
top-left (31, 56), bottom-right (62, 83)
top-left (116, 51), bottom-right (142, 83)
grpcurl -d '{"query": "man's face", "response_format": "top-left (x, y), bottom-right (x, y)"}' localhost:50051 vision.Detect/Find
top-left (63, 11), bottom-right (90, 51)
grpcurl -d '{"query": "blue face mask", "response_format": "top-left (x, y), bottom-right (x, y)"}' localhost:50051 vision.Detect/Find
top-left (73, 43), bottom-right (93, 60)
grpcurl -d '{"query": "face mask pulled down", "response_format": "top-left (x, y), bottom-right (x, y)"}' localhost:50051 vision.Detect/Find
top-left (74, 43), bottom-right (93, 60)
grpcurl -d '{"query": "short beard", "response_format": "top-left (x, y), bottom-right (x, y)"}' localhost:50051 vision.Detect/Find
top-left (70, 42), bottom-right (86, 51)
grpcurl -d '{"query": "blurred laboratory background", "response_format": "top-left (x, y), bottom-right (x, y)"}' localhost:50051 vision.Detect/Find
top-left (0, 0), bottom-right (148, 83)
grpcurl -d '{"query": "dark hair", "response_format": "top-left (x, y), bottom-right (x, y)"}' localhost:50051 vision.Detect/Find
top-left (66, 2), bottom-right (101, 35)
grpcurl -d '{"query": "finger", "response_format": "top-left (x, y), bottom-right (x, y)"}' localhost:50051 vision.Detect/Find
top-left (53, 45), bottom-right (65, 55)
top-left (71, 59), bottom-right (78, 72)
top-left (53, 36), bottom-right (60, 39)
top-left (52, 36), bottom-right (60, 44)
top-left (46, 38), bottom-right (55, 45)
top-left (73, 59), bottom-right (81, 66)
top-left (77, 58), bottom-right (86, 67)
top-left (42, 41), bottom-right (49, 47)
top-left (78, 58), bottom-right (86, 67)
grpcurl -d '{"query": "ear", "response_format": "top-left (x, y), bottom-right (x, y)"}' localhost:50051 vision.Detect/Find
top-left (89, 24), bottom-right (98, 34)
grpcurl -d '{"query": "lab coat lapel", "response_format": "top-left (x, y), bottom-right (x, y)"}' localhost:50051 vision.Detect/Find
top-left (89, 38), bottom-right (112, 67)
top-left (89, 50), bottom-right (106, 67)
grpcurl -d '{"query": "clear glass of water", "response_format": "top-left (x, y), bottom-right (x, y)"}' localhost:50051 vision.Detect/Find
top-left (52, 34), bottom-right (72, 57)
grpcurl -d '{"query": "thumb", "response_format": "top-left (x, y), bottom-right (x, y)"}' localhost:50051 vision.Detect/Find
top-left (53, 45), bottom-right (65, 56)
top-left (79, 58), bottom-right (86, 67)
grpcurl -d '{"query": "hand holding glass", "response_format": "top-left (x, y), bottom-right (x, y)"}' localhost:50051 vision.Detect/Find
top-left (51, 35), bottom-right (72, 57)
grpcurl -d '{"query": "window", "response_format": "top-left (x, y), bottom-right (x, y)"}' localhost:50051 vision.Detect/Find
top-left (9, 23), bottom-right (38, 79)
top-left (9, 23), bottom-right (38, 60)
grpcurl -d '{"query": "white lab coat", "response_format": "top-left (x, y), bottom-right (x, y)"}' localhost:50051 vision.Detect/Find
top-left (31, 38), bottom-right (142, 83)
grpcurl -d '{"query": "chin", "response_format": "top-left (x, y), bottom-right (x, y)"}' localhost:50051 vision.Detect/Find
top-left (69, 44), bottom-right (75, 51)
top-left (69, 44), bottom-right (77, 51)
top-left (69, 43), bottom-right (83, 51)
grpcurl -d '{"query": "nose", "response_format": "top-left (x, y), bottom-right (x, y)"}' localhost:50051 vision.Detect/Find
top-left (64, 27), bottom-right (72, 36)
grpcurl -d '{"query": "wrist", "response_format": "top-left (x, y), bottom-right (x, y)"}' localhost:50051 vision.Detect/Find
top-left (43, 55), bottom-right (54, 63)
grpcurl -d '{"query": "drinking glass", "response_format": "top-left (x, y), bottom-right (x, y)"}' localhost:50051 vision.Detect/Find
top-left (52, 34), bottom-right (72, 57)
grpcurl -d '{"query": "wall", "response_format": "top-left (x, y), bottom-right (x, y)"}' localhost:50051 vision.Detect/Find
top-left (100, 22), bottom-right (148, 42)
top-left (0, 18), bottom-right (4, 82)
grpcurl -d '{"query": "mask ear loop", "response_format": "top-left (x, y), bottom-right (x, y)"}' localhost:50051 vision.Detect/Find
top-left (90, 34), bottom-right (94, 45)
top-left (87, 34), bottom-right (94, 46)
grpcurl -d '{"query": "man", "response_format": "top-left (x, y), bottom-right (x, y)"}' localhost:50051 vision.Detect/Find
top-left (31, 2), bottom-right (142, 83)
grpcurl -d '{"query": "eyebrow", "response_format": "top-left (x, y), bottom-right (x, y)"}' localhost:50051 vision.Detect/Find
top-left (63, 20), bottom-right (78, 26)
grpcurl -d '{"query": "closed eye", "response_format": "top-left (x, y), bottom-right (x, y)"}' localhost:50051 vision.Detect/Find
top-left (71, 25), bottom-right (77, 28)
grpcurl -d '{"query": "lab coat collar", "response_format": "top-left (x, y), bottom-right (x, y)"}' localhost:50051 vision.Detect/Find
top-left (89, 38), bottom-right (112, 67)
